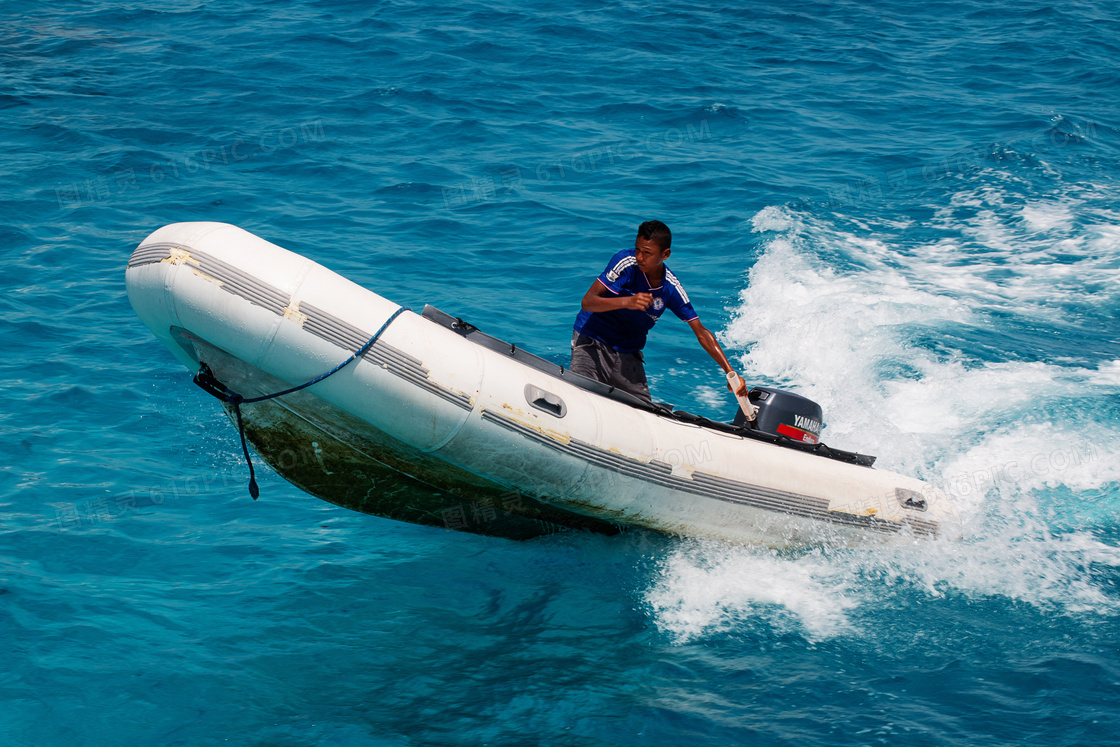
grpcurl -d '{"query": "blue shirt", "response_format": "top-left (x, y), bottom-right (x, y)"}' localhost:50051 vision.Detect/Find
top-left (574, 249), bottom-right (698, 353)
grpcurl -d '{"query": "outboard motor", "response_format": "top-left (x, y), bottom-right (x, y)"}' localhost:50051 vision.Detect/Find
top-left (733, 386), bottom-right (823, 444)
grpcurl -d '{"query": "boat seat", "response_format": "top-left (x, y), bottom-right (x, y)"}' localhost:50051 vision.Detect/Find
top-left (420, 304), bottom-right (663, 413)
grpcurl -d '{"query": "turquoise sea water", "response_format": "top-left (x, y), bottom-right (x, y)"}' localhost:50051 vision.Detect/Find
top-left (3, 1), bottom-right (1119, 744)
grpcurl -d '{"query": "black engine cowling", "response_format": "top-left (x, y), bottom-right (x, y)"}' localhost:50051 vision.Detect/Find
top-left (733, 386), bottom-right (823, 444)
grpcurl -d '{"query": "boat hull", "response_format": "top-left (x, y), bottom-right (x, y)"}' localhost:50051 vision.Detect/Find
top-left (126, 222), bottom-right (961, 546)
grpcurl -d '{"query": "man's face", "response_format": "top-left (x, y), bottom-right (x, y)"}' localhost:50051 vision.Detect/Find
top-left (634, 237), bottom-right (669, 274)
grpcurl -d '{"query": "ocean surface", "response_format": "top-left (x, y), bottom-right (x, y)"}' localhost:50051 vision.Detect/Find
top-left (2, 0), bottom-right (1119, 744)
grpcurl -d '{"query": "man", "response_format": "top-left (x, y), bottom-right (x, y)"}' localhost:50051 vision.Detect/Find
top-left (570, 220), bottom-right (750, 404)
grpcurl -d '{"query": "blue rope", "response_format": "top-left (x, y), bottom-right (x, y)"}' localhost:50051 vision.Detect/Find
top-left (194, 305), bottom-right (411, 499)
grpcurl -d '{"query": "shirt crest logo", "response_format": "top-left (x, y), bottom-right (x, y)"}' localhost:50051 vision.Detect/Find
top-left (652, 297), bottom-right (664, 311)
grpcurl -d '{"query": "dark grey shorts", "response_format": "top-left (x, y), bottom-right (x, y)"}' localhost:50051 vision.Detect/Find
top-left (569, 332), bottom-right (651, 402)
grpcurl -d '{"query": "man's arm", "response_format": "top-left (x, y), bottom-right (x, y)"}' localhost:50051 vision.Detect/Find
top-left (687, 318), bottom-right (748, 395)
top-left (581, 279), bottom-right (652, 313)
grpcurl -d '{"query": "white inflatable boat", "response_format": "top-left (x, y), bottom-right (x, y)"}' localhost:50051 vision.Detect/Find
top-left (126, 222), bottom-right (960, 545)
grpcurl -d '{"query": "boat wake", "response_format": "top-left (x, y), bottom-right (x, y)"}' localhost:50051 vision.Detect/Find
top-left (642, 199), bottom-right (1120, 642)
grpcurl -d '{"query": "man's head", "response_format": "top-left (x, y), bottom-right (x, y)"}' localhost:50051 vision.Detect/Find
top-left (635, 220), bottom-right (671, 275)
top-left (637, 220), bottom-right (671, 251)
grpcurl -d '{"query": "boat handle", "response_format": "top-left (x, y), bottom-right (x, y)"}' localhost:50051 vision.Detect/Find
top-left (524, 384), bottom-right (567, 418)
top-left (895, 488), bottom-right (927, 511)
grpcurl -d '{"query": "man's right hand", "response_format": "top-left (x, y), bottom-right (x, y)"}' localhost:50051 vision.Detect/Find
top-left (582, 282), bottom-right (657, 314)
top-left (624, 293), bottom-right (653, 311)
top-left (726, 372), bottom-right (749, 397)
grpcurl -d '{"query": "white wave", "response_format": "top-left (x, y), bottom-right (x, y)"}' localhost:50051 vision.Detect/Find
top-left (871, 519), bottom-right (1120, 617)
top-left (1089, 359), bottom-right (1120, 387)
top-left (644, 511), bottom-right (1120, 645)
top-left (645, 540), bottom-right (860, 643)
top-left (1021, 199), bottom-right (1075, 232)
top-left (750, 204), bottom-right (795, 233)
top-left (920, 184), bottom-right (1120, 313)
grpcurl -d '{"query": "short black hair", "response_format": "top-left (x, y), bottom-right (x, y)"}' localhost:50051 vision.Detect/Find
top-left (637, 220), bottom-right (671, 250)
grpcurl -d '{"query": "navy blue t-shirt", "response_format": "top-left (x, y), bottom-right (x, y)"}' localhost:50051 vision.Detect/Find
top-left (573, 249), bottom-right (698, 353)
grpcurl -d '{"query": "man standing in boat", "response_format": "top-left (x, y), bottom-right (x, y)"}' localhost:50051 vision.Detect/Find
top-left (571, 220), bottom-right (750, 404)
